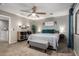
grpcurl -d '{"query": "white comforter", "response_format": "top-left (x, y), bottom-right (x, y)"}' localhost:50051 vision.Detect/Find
top-left (28, 33), bottom-right (59, 49)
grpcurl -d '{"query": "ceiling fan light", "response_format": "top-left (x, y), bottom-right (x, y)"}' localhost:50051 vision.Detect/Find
top-left (32, 13), bottom-right (36, 16)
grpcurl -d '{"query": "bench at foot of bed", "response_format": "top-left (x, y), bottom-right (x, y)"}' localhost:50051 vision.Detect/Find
top-left (28, 40), bottom-right (48, 52)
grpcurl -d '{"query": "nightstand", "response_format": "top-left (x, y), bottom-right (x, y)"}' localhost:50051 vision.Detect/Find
top-left (59, 34), bottom-right (66, 43)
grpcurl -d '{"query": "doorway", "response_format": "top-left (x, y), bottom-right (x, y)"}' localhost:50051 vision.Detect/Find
top-left (0, 15), bottom-right (10, 51)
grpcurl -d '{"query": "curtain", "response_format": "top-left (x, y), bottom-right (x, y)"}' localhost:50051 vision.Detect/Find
top-left (68, 8), bottom-right (74, 49)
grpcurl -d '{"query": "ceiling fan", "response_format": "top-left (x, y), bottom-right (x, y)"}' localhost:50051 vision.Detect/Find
top-left (21, 6), bottom-right (46, 17)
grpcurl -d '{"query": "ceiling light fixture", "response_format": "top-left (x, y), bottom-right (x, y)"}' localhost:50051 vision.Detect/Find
top-left (32, 13), bottom-right (36, 16)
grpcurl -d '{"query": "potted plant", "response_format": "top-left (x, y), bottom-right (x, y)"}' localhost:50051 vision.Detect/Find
top-left (31, 24), bottom-right (36, 33)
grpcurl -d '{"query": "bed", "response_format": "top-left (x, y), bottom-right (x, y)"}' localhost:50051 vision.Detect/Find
top-left (28, 29), bottom-right (59, 50)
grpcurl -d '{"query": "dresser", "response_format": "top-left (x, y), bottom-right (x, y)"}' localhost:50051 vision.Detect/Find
top-left (17, 31), bottom-right (32, 42)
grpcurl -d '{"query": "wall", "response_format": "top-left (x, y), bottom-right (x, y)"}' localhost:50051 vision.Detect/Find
top-left (0, 10), bottom-right (30, 44)
top-left (46, 16), bottom-right (69, 40)
top-left (30, 20), bottom-right (45, 33)
top-left (73, 3), bottom-right (79, 56)
top-left (54, 15), bottom-right (69, 40)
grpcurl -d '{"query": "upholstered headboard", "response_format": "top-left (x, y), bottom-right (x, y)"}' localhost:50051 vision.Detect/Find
top-left (42, 29), bottom-right (59, 33)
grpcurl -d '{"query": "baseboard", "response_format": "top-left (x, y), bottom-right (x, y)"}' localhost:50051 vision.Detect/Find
top-left (9, 40), bottom-right (17, 44)
top-left (73, 50), bottom-right (77, 56)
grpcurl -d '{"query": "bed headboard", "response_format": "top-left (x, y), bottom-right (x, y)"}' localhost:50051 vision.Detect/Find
top-left (42, 29), bottom-right (59, 33)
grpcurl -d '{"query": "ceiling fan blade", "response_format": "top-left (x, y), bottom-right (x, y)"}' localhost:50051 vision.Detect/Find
top-left (36, 14), bottom-right (39, 17)
top-left (21, 10), bottom-right (31, 13)
top-left (36, 12), bottom-right (46, 14)
top-left (27, 14), bottom-right (32, 17)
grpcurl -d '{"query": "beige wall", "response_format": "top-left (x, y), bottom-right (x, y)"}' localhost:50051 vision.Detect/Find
top-left (0, 10), bottom-right (30, 44)
top-left (73, 4), bottom-right (79, 56)
top-left (52, 15), bottom-right (69, 40)
top-left (30, 20), bottom-right (45, 32)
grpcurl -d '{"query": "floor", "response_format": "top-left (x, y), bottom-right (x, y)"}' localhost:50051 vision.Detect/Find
top-left (0, 41), bottom-right (75, 56)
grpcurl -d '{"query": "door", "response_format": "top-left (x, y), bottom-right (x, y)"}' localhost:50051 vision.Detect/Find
top-left (0, 20), bottom-right (9, 42)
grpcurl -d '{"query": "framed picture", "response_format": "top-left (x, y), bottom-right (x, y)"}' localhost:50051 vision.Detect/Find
top-left (43, 21), bottom-right (57, 26)
top-left (75, 9), bottom-right (79, 35)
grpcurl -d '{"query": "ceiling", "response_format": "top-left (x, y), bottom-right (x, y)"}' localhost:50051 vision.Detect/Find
top-left (0, 3), bottom-right (72, 20)
top-left (0, 15), bottom-right (9, 21)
